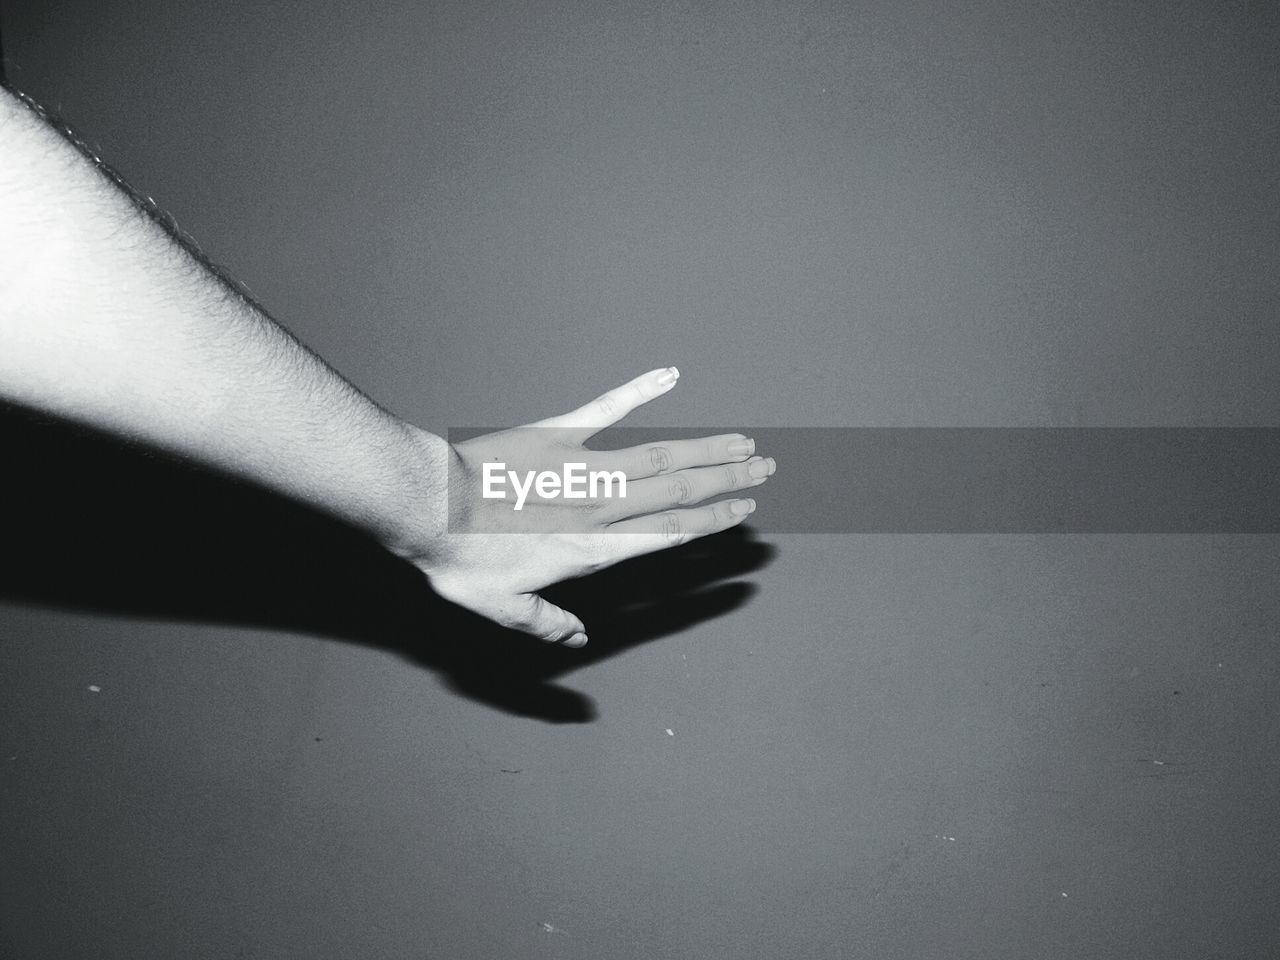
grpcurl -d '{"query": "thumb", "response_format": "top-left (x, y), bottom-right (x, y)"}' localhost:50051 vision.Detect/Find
top-left (496, 592), bottom-right (589, 647)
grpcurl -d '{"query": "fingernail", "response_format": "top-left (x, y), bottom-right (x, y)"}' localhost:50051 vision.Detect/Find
top-left (748, 458), bottom-right (770, 479)
top-left (728, 438), bottom-right (755, 456)
top-left (730, 498), bottom-right (756, 516)
top-left (565, 632), bottom-right (588, 648)
top-left (766, 457), bottom-right (776, 475)
top-left (657, 366), bottom-right (680, 387)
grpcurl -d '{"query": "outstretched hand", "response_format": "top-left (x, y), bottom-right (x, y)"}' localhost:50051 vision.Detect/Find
top-left (403, 368), bottom-right (774, 647)
top-left (0, 93), bottom-right (771, 653)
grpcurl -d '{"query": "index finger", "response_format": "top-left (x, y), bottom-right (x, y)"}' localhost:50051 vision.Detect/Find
top-left (528, 367), bottom-right (679, 441)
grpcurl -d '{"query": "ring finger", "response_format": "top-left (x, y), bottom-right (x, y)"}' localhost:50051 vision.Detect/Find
top-left (599, 456), bottom-right (775, 521)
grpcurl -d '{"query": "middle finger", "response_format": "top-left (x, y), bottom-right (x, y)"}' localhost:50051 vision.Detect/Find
top-left (592, 433), bottom-right (756, 481)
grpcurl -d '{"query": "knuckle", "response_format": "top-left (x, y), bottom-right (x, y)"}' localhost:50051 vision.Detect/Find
top-left (661, 512), bottom-right (684, 543)
top-left (595, 392), bottom-right (619, 418)
top-left (722, 464), bottom-right (742, 490)
top-left (668, 475), bottom-right (694, 504)
top-left (580, 535), bottom-right (610, 571)
top-left (649, 445), bottom-right (673, 473)
top-left (521, 593), bottom-right (546, 622)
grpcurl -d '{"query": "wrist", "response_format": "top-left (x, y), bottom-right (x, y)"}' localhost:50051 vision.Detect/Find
top-left (375, 421), bottom-right (455, 562)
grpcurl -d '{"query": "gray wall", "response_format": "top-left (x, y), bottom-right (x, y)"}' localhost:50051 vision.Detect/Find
top-left (2, 1), bottom-right (1278, 957)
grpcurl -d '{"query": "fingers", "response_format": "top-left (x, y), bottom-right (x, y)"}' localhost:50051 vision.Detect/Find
top-left (532, 367), bottom-right (680, 441)
top-left (594, 433), bottom-right (758, 481)
top-left (494, 592), bottom-right (589, 647)
top-left (599, 456), bottom-right (776, 520)
top-left (600, 497), bottom-right (757, 563)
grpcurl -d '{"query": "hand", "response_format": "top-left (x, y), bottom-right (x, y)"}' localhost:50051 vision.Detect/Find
top-left (404, 367), bottom-right (775, 647)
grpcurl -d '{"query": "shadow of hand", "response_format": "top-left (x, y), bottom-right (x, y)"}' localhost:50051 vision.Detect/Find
top-left (413, 529), bottom-right (772, 722)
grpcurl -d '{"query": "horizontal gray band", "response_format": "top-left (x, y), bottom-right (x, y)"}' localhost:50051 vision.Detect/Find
top-left (447, 428), bottom-right (1280, 533)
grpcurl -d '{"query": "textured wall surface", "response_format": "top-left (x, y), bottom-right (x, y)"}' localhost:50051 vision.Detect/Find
top-left (2, 2), bottom-right (1278, 957)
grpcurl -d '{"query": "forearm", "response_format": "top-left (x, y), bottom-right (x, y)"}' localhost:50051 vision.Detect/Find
top-left (0, 87), bottom-right (445, 552)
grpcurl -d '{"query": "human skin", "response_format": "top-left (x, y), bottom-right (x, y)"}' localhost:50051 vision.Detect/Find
top-left (0, 85), bottom-right (774, 647)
